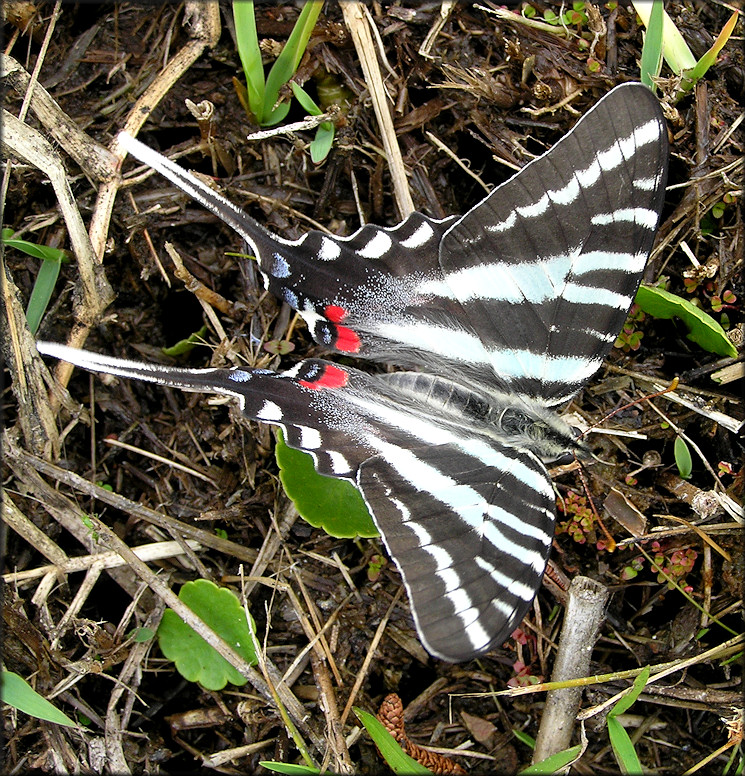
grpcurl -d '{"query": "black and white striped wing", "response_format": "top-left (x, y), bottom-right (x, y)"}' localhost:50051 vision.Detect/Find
top-left (117, 83), bottom-right (667, 398)
top-left (359, 443), bottom-right (554, 661)
top-left (40, 83), bottom-right (669, 662)
top-left (36, 344), bottom-right (553, 661)
top-left (437, 83), bottom-right (668, 404)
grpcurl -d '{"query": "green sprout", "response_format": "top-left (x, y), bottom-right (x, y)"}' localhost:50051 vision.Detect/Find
top-left (623, 541), bottom-right (698, 592)
top-left (522, 1), bottom-right (589, 29)
top-left (615, 303), bottom-right (646, 352)
top-left (557, 491), bottom-right (602, 547)
top-left (634, 1), bottom-right (738, 99)
top-left (232, 0), bottom-right (336, 162)
top-left (2, 228), bottom-right (70, 334)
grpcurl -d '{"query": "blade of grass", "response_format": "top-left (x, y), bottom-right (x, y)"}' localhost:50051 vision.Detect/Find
top-left (1, 670), bottom-right (76, 727)
top-left (608, 717), bottom-right (644, 775)
top-left (290, 82), bottom-right (335, 163)
top-left (639, 0), bottom-right (663, 87)
top-left (519, 744), bottom-right (583, 775)
top-left (354, 707), bottom-right (433, 774)
top-left (2, 230), bottom-right (70, 335)
top-left (606, 667), bottom-right (650, 775)
top-left (263, 0), bottom-right (324, 125)
top-left (290, 81), bottom-right (322, 116)
top-left (233, 0), bottom-right (265, 122)
top-left (681, 11), bottom-right (739, 91)
top-left (632, 1), bottom-right (697, 74)
top-left (26, 254), bottom-right (63, 334)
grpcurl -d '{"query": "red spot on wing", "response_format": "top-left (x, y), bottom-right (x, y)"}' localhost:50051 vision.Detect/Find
top-left (300, 364), bottom-right (349, 390)
top-left (334, 325), bottom-right (361, 353)
top-left (325, 304), bottom-right (348, 323)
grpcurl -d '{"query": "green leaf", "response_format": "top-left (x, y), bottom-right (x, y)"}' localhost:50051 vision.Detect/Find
top-left (161, 325), bottom-right (207, 357)
top-left (682, 12), bottom-right (739, 90)
top-left (2, 229), bottom-right (69, 262)
top-left (233, 0), bottom-right (265, 122)
top-left (609, 667), bottom-right (650, 719)
top-left (606, 666), bottom-right (649, 775)
top-left (635, 285), bottom-right (737, 358)
top-left (607, 718), bottom-right (644, 775)
top-left (632, 1), bottom-right (697, 75)
top-left (258, 764), bottom-right (322, 775)
top-left (262, 0), bottom-right (324, 125)
top-left (512, 729), bottom-right (536, 749)
top-left (310, 123), bottom-right (335, 164)
top-left (131, 627), bottom-right (155, 643)
top-left (354, 707), bottom-right (433, 775)
top-left (639, 0), bottom-right (663, 87)
top-left (1, 670), bottom-right (76, 728)
top-left (157, 579), bottom-right (257, 691)
top-left (275, 431), bottom-right (378, 538)
top-left (518, 745), bottom-right (583, 774)
top-left (25, 253), bottom-right (63, 334)
top-left (674, 437), bottom-right (693, 479)
top-left (265, 100), bottom-right (292, 127)
top-left (290, 82), bottom-right (322, 116)
top-left (289, 83), bottom-right (335, 163)
top-left (2, 230), bottom-right (71, 335)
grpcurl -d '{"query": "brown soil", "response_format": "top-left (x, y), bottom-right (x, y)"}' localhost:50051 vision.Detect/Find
top-left (2, 2), bottom-right (743, 774)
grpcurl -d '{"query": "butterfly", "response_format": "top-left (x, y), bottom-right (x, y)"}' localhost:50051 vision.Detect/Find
top-left (39, 82), bottom-right (668, 662)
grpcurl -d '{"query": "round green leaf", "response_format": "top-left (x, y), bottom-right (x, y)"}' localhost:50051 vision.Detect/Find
top-left (635, 285), bottom-right (737, 358)
top-left (157, 579), bottom-right (257, 690)
top-left (275, 431), bottom-right (378, 538)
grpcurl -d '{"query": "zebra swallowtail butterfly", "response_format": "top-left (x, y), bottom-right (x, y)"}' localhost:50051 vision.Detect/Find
top-left (39, 83), bottom-right (668, 662)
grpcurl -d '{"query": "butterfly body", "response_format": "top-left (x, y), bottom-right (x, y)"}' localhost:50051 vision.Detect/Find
top-left (39, 83), bottom-right (668, 662)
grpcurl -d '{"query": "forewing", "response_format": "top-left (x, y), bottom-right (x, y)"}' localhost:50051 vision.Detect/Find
top-left (119, 85), bottom-right (667, 395)
top-left (438, 83), bottom-right (668, 403)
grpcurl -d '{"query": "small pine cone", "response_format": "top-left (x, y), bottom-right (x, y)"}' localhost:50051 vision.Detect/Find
top-left (377, 693), bottom-right (407, 743)
top-left (376, 693), bottom-right (466, 775)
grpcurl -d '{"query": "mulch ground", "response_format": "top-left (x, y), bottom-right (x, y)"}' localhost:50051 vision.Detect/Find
top-left (2, 2), bottom-right (743, 774)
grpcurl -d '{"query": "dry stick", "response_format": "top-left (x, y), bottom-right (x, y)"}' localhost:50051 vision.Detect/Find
top-left (2, 55), bottom-right (116, 182)
top-left (2, 486), bottom-right (70, 569)
top-left (340, 587), bottom-right (405, 727)
top-left (7, 441), bottom-right (259, 566)
top-left (606, 366), bottom-right (741, 434)
top-left (418, 0), bottom-right (457, 58)
top-left (340, 0), bottom-right (414, 218)
top-left (1, 112), bottom-right (113, 320)
top-left (1, 110), bottom-right (115, 433)
top-left (52, 1), bottom-right (222, 391)
top-left (466, 633), bottom-right (744, 705)
top-left (75, 507), bottom-right (325, 752)
top-left (3, 540), bottom-right (203, 586)
top-left (103, 595), bottom-right (166, 771)
top-left (90, 0), bottom-right (221, 255)
top-left (285, 567), bottom-right (354, 771)
top-left (310, 648), bottom-right (355, 775)
top-left (532, 576), bottom-right (610, 764)
top-left (7, 440), bottom-right (325, 752)
top-left (0, 265), bottom-right (63, 456)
